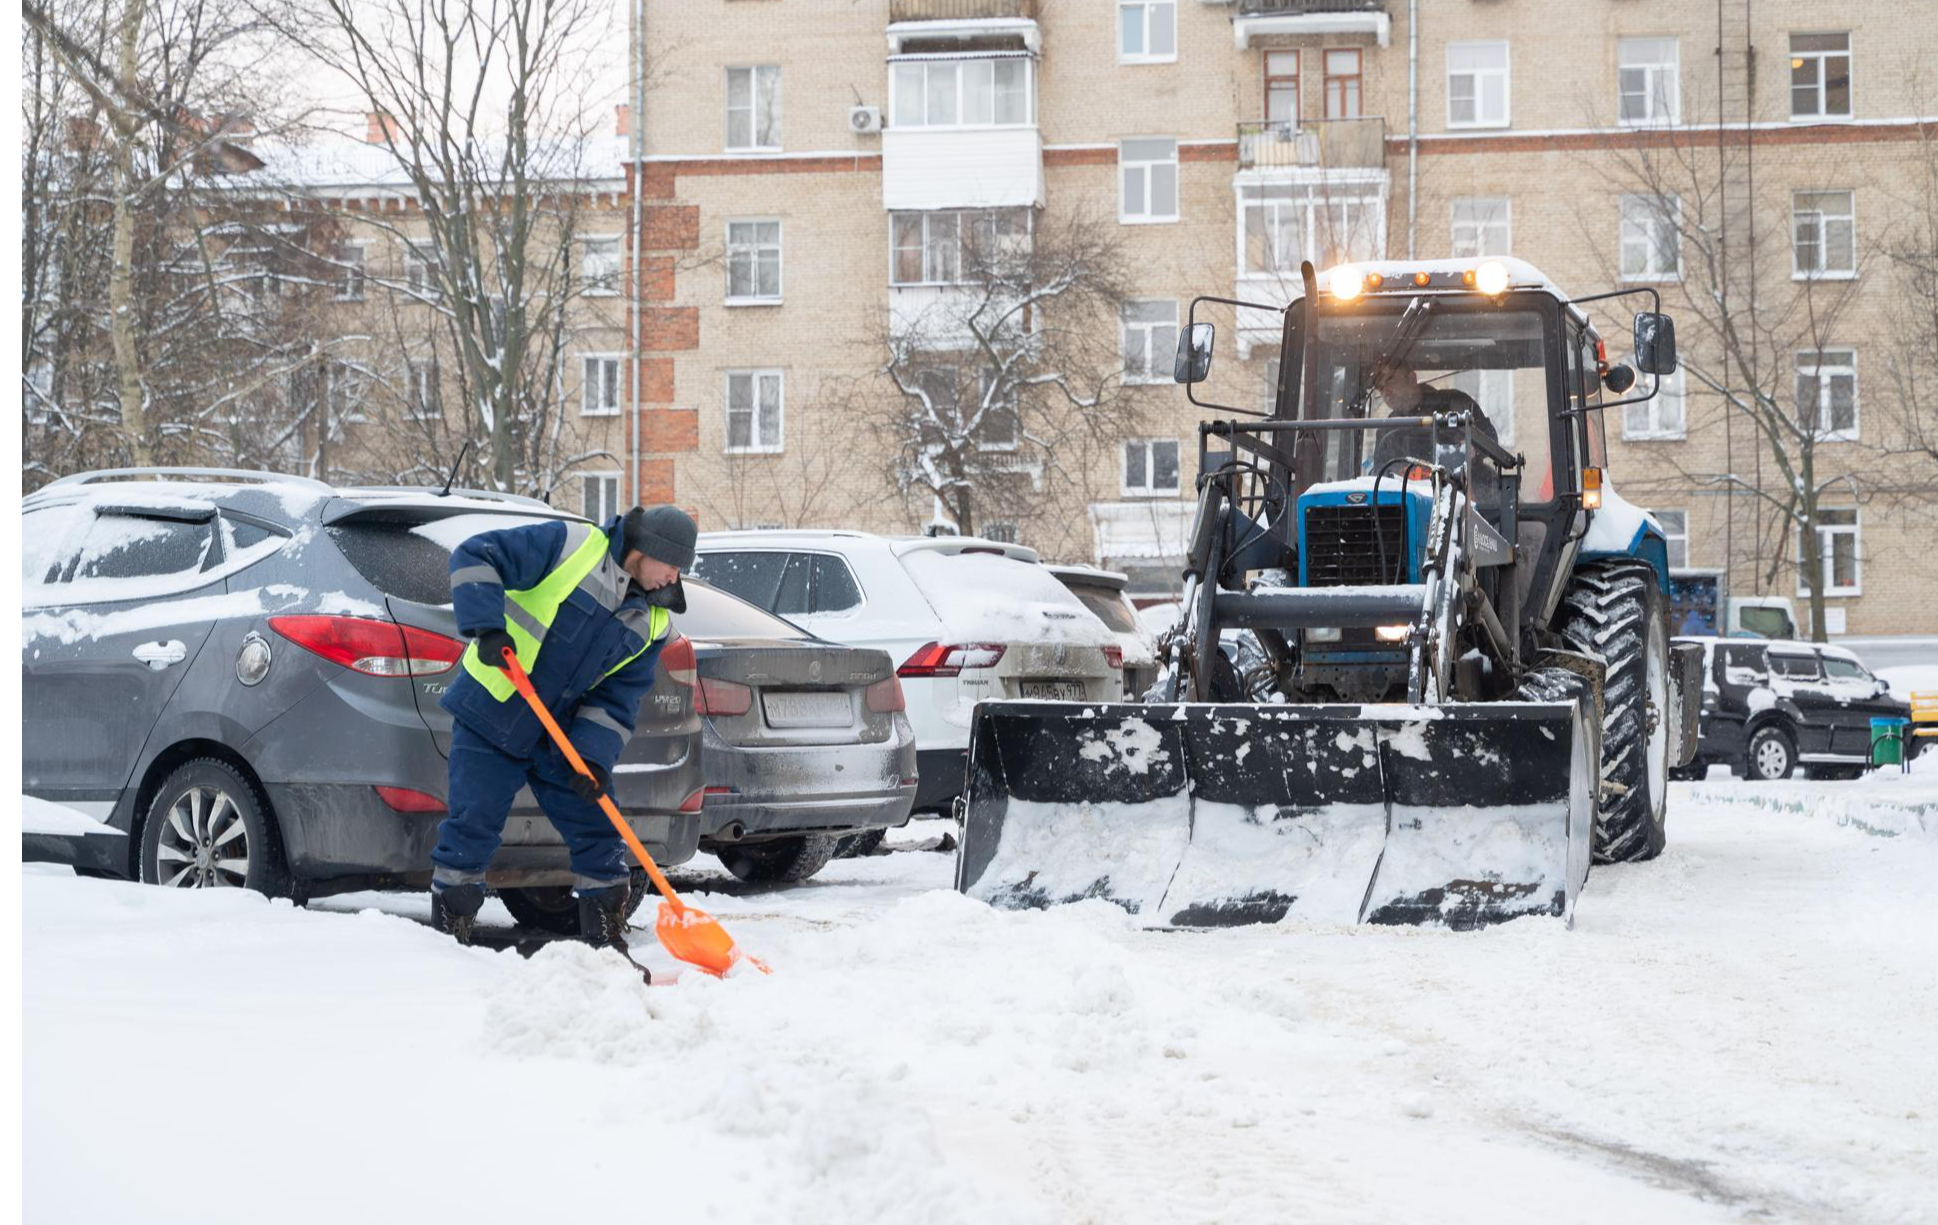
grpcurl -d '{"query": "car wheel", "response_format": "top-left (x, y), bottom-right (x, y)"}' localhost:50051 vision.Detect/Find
top-left (834, 828), bottom-right (887, 859)
top-left (498, 869), bottom-right (649, 937)
top-left (1745, 725), bottom-right (1796, 781)
top-left (140, 758), bottom-right (292, 898)
top-left (716, 834), bottom-right (840, 884)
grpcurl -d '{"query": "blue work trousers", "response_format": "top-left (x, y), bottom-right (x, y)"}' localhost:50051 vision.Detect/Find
top-left (430, 721), bottom-right (628, 890)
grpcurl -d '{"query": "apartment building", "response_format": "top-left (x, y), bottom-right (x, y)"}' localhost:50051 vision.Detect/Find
top-left (628, 1), bottom-right (1937, 632)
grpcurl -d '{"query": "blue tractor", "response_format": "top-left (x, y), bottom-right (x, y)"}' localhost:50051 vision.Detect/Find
top-left (956, 258), bottom-right (1704, 929)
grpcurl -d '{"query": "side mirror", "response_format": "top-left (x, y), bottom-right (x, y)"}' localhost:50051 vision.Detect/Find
top-left (1603, 363), bottom-right (1636, 394)
top-left (1634, 311), bottom-right (1678, 375)
top-left (1174, 321), bottom-right (1215, 384)
top-left (1879, 677), bottom-right (1892, 692)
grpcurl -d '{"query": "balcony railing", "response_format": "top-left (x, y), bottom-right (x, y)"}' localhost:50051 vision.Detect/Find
top-left (1236, 117), bottom-right (1388, 171)
top-left (1236, 0), bottom-right (1383, 14)
top-left (888, 0), bottom-right (1039, 21)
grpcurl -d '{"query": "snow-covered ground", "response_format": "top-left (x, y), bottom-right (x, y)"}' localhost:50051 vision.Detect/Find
top-left (23, 772), bottom-right (1938, 1225)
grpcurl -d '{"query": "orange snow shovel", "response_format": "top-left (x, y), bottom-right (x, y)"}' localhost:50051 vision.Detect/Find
top-left (501, 648), bottom-right (769, 977)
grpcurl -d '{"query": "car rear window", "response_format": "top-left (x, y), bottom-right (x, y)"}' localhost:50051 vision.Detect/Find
top-left (327, 511), bottom-right (575, 605)
top-left (683, 580), bottom-right (808, 641)
top-left (1061, 581), bottom-right (1140, 633)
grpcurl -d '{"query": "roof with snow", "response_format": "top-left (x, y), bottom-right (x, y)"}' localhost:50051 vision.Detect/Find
top-left (224, 131), bottom-right (630, 193)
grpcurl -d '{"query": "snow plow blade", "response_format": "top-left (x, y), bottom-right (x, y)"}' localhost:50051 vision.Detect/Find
top-left (955, 701), bottom-right (1595, 930)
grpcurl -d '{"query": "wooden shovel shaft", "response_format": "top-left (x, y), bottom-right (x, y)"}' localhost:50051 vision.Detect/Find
top-left (499, 649), bottom-right (688, 914)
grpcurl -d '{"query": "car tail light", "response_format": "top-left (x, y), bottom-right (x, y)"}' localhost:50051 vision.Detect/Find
top-left (678, 787), bottom-right (706, 813)
top-left (659, 634), bottom-right (696, 686)
top-left (268, 615), bottom-right (464, 677)
top-left (865, 675), bottom-right (906, 713)
top-left (373, 785), bottom-right (446, 814)
top-left (1103, 645), bottom-right (1124, 670)
top-left (695, 676), bottom-right (753, 716)
top-left (897, 642), bottom-right (1006, 678)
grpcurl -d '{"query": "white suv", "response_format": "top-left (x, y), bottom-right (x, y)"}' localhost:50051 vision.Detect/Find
top-left (691, 532), bottom-right (1122, 812)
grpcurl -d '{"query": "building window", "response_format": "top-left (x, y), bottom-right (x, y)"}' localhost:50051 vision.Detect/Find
top-left (580, 236), bottom-right (621, 295)
top-left (983, 522), bottom-right (1019, 544)
top-left (1122, 300), bottom-right (1179, 385)
top-left (1619, 193), bottom-right (1681, 281)
top-left (1118, 1), bottom-right (1176, 64)
top-left (1799, 507), bottom-right (1860, 595)
top-left (1323, 50), bottom-right (1362, 120)
top-left (1450, 197), bottom-right (1511, 257)
top-left (407, 359), bottom-right (441, 420)
top-left (1652, 508), bottom-right (1689, 569)
top-left (1264, 51), bottom-right (1299, 124)
top-left (1241, 182), bottom-right (1385, 273)
top-left (582, 472), bottom-right (621, 524)
top-left (890, 57), bottom-right (1031, 128)
top-left (1790, 33), bottom-right (1851, 119)
top-left (1795, 348), bottom-right (1857, 440)
top-left (1617, 37), bottom-right (1679, 125)
top-left (1123, 438), bottom-right (1181, 496)
top-left (1793, 190), bottom-right (1856, 278)
top-left (726, 370), bottom-right (784, 453)
top-left (726, 65), bottom-right (781, 150)
top-left (1120, 138), bottom-right (1179, 223)
top-left (726, 220), bottom-right (782, 302)
top-left (581, 355), bottom-right (622, 417)
top-left (1624, 367), bottom-right (1687, 440)
top-left (889, 209), bottom-right (1029, 286)
top-left (1447, 41), bottom-right (1509, 129)
top-left (328, 361), bottom-right (372, 424)
top-left (404, 242), bottom-right (440, 299)
top-left (334, 243), bottom-right (367, 300)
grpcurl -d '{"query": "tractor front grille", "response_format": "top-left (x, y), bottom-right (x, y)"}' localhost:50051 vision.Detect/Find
top-left (1303, 504), bottom-right (1408, 586)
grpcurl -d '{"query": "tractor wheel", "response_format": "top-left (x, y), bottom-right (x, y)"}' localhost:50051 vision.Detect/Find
top-left (1557, 560), bottom-right (1670, 864)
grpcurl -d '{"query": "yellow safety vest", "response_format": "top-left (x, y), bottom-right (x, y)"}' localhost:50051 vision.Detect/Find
top-left (459, 522), bottom-right (671, 701)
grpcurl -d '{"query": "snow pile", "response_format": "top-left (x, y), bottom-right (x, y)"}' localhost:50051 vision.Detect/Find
top-left (22, 796), bottom-right (122, 837)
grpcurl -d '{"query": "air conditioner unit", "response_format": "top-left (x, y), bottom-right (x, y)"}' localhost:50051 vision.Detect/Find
top-left (849, 105), bottom-right (883, 135)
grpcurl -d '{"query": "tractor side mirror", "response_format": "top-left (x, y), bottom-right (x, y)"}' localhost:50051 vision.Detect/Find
top-left (1175, 322), bottom-right (1215, 384)
top-left (1634, 312), bottom-right (1678, 375)
top-left (1603, 363), bottom-right (1637, 394)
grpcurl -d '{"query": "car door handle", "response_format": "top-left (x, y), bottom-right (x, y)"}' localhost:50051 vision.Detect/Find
top-left (132, 640), bottom-right (188, 670)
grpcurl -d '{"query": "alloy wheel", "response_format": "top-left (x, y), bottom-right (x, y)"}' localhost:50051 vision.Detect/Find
top-left (154, 785), bottom-right (250, 888)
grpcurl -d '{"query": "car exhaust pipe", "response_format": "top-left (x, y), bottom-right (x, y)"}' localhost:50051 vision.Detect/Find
top-left (714, 820), bottom-right (746, 843)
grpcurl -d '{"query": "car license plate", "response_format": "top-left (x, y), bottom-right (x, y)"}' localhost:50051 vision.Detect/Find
top-left (761, 691), bottom-right (853, 728)
top-left (1020, 681), bottom-right (1086, 701)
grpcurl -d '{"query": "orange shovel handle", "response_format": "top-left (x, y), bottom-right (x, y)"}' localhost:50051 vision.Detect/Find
top-left (499, 649), bottom-right (689, 915)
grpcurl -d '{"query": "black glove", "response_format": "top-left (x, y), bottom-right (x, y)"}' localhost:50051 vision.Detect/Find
top-left (473, 628), bottom-right (517, 670)
top-left (568, 761), bottom-right (611, 802)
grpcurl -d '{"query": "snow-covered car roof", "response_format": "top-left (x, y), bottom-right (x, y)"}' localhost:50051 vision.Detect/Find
top-left (1044, 563), bottom-right (1130, 589)
top-left (696, 528), bottom-right (1042, 565)
top-left (1676, 635), bottom-right (1866, 667)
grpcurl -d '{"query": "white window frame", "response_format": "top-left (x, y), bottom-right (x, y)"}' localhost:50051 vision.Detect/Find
top-left (580, 354), bottom-right (623, 417)
top-left (725, 65), bottom-right (781, 151)
top-left (725, 218), bottom-right (783, 304)
top-left (1617, 37), bottom-right (1680, 126)
top-left (1121, 300), bottom-right (1179, 386)
top-left (334, 241), bottom-right (369, 301)
top-left (580, 235), bottom-right (622, 296)
top-left (406, 358), bottom-right (441, 421)
top-left (1795, 348), bottom-right (1858, 441)
top-left (1446, 41), bottom-right (1510, 130)
top-left (581, 470), bottom-right (622, 525)
top-left (1791, 190), bottom-right (1857, 280)
top-left (725, 369), bottom-right (785, 454)
top-left (1118, 0), bottom-right (1177, 65)
top-left (1790, 33), bottom-right (1853, 121)
top-left (1619, 193), bottom-right (1682, 282)
top-left (1651, 508), bottom-right (1690, 568)
top-left (328, 360), bottom-right (373, 425)
top-left (1450, 196), bottom-right (1511, 258)
top-left (1119, 138), bottom-right (1180, 225)
top-left (888, 56), bottom-right (1034, 129)
top-left (1623, 367), bottom-right (1687, 440)
top-left (403, 241), bottom-right (441, 300)
top-left (1797, 507), bottom-right (1861, 597)
top-left (1238, 179), bottom-right (1389, 275)
top-left (889, 209), bottom-right (1030, 286)
top-left (982, 522), bottom-right (1020, 544)
top-left (1122, 437), bottom-right (1182, 497)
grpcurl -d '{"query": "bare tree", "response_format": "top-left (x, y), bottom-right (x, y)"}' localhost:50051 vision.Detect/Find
top-left (865, 208), bottom-right (1149, 540)
top-left (1874, 120), bottom-right (1938, 482)
top-left (281, 0), bottom-right (619, 496)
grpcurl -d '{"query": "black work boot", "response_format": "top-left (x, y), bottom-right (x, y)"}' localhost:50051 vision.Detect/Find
top-left (576, 883), bottom-right (632, 952)
top-left (431, 882), bottom-right (485, 946)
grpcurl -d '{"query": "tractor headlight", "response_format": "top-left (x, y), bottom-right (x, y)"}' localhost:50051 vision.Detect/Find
top-left (1374, 624), bottom-right (1411, 642)
top-left (1474, 260), bottom-right (1510, 296)
top-left (1306, 627), bottom-right (1342, 643)
top-left (1328, 265), bottom-right (1367, 301)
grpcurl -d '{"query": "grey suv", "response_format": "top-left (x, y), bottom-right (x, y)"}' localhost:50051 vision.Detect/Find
top-left (21, 468), bottom-right (704, 918)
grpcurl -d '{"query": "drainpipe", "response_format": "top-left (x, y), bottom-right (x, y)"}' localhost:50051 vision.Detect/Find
top-left (1406, 0), bottom-right (1418, 259)
top-left (629, 0), bottom-right (646, 509)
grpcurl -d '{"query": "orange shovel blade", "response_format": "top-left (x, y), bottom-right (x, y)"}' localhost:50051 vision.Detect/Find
top-left (655, 901), bottom-right (770, 977)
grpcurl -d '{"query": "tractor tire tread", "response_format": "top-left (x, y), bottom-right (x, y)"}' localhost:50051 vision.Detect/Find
top-left (1557, 560), bottom-right (1669, 864)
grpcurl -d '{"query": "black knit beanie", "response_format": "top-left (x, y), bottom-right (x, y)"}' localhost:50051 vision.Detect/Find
top-left (622, 505), bottom-right (697, 570)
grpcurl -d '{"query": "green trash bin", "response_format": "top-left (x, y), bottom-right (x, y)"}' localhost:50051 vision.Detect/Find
top-left (1871, 717), bottom-right (1909, 767)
